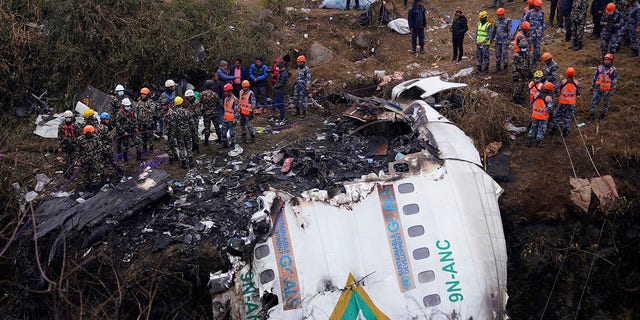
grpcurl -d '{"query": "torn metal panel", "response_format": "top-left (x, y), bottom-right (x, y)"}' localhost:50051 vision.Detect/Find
top-left (76, 85), bottom-right (114, 113)
top-left (391, 76), bottom-right (468, 105)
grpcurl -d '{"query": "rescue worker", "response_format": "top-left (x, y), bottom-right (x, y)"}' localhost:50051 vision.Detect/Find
top-left (220, 83), bottom-right (239, 149)
top-left (589, 53), bottom-right (617, 121)
top-left (512, 40), bottom-right (533, 105)
top-left (293, 55), bottom-right (311, 118)
top-left (136, 87), bottom-right (157, 155)
top-left (184, 89), bottom-right (200, 154)
top-left (529, 70), bottom-right (544, 105)
top-left (273, 61), bottom-right (290, 125)
top-left (96, 112), bottom-right (121, 176)
top-left (160, 98), bottom-right (178, 163)
top-left (111, 84), bottom-right (125, 114)
top-left (84, 109), bottom-right (99, 127)
top-left (513, 21), bottom-right (532, 54)
top-left (527, 81), bottom-right (555, 148)
top-left (78, 125), bottom-right (103, 190)
top-left (551, 67), bottom-right (581, 137)
top-left (114, 98), bottom-right (139, 163)
top-left (623, 0), bottom-right (639, 57)
top-left (523, 0), bottom-right (546, 63)
top-left (162, 79), bottom-right (176, 103)
top-left (541, 52), bottom-right (559, 87)
top-left (171, 96), bottom-right (194, 168)
top-left (58, 110), bottom-right (80, 175)
top-left (568, 0), bottom-right (589, 51)
top-left (492, 8), bottom-right (512, 73)
top-left (238, 80), bottom-right (257, 144)
top-left (475, 11), bottom-right (493, 73)
top-left (198, 80), bottom-right (222, 146)
top-left (601, 3), bottom-right (624, 56)
top-left (523, 0), bottom-right (536, 17)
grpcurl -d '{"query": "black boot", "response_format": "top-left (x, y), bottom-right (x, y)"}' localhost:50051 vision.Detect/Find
top-left (123, 151), bottom-right (128, 164)
top-left (220, 140), bottom-right (229, 149)
top-left (587, 113), bottom-right (595, 122)
top-left (180, 160), bottom-right (187, 169)
top-left (188, 156), bottom-right (194, 168)
top-left (242, 133), bottom-right (248, 143)
top-left (548, 126), bottom-right (556, 136)
top-left (192, 142), bottom-right (199, 154)
top-left (562, 128), bottom-right (569, 137)
top-left (249, 134), bottom-right (255, 144)
top-left (204, 134), bottom-right (210, 146)
top-left (229, 142), bottom-right (235, 149)
top-left (536, 139), bottom-right (545, 148)
top-left (494, 63), bottom-right (502, 73)
top-left (483, 64), bottom-right (490, 74)
top-left (301, 109), bottom-right (307, 118)
top-left (293, 108), bottom-right (300, 116)
top-left (502, 63), bottom-right (508, 73)
top-left (599, 112), bottom-right (606, 121)
top-left (572, 41), bottom-right (582, 51)
top-left (630, 49), bottom-right (639, 57)
top-left (136, 150), bottom-right (142, 161)
top-left (476, 65), bottom-right (483, 73)
top-left (568, 40), bottom-right (576, 50)
top-left (525, 137), bottom-right (532, 147)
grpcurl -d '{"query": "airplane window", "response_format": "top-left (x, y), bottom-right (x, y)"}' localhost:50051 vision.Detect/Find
top-left (407, 225), bottom-right (425, 237)
top-left (417, 270), bottom-right (435, 283)
top-left (397, 183), bottom-right (415, 194)
top-left (423, 294), bottom-right (441, 307)
top-left (260, 269), bottom-right (275, 284)
top-left (403, 203), bottom-right (420, 215)
top-left (255, 244), bottom-right (270, 259)
top-left (413, 247), bottom-right (430, 260)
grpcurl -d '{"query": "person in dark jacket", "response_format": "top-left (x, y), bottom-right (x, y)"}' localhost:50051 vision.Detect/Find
top-left (450, 7), bottom-right (469, 64)
top-left (591, 0), bottom-right (613, 38)
top-left (229, 58), bottom-right (249, 97)
top-left (408, 0), bottom-right (427, 54)
top-left (272, 61), bottom-right (290, 124)
top-left (216, 60), bottom-right (236, 84)
top-left (559, 0), bottom-right (574, 41)
top-left (249, 57), bottom-right (270, 109)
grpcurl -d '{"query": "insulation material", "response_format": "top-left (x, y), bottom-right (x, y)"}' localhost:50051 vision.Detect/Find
top-left (570, 178), bottom-right (591, 213)
top-left (590, 175), bottom-right (619, 211)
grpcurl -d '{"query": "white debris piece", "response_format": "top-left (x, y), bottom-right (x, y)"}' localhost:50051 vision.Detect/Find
top-left (228, 144), bottom-right (243, 157)
top-left (25, 191), bottom-right (38, 203)
top-left (450, 67), bottom-right (475, 79)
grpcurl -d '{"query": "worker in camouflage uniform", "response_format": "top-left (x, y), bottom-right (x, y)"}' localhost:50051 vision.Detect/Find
top-left (523, 0), bottom-right (546, 63)
top-left (589, 53), bottom-right (618, 122)
top-left (616, 0), bottom-right (631, 48)
top-left (114, 98), bottom-right (139, 163)
top-left (540, 52), bottom-right (559, 87)
top-left (183, 89), bottom-right (200, 154)
top-left (58, 110), bottom-right (80, 176)
top-left (526, 81), bottom-right (555, 148)
top-left (568, 0), bottom-right (588, 50)
top-left (601, 3), bottom-right (624, 56)
top-left (492, 8), bottom-right (512, 73)
top-left (111, 84), bottom-right (126, 114)
top-left (78, 125), bottom-right (103, 190)
top-left (84, 109), bottom-right (99, 127)
top-left (238, 80), bottom-right (257, 144)
top-left (550, 67), bottom-right (581, 137)
top-left (512, 40), bottom-right (533, 105)
top-left (169, 97), bottom-right (194, 168)
top-left (293, 55), bottom-right (311, 118)
top-left (220, 83), bottom-right (239, 149)
top-left (623, 0), bottom-right (639, 57)
top-left (136, 87), bottom-right (157, 156)
top-left (160, 98), bottom-right (178, 163)
top-left (475, 11), bottom-right (493, 74)
top-left (96, 112), bottom-right (121, 176)
top-left (198, 80), bottom-right (222, 146)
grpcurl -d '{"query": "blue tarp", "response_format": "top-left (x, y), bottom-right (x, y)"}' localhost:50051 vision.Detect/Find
top-left (510, 19), bottom-right (521, 38)
top-left (320, 0), bottom-right (376, 10)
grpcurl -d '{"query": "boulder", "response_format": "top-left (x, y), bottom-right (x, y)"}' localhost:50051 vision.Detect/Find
top-left (309, 42), bottom-right (334, 65)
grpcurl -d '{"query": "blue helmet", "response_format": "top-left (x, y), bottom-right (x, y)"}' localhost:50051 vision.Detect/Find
top-left (99, 112), bottom-right (111, 119)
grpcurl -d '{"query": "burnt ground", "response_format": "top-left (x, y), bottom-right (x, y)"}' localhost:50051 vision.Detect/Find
top-left (1, 0), bottom-right (640, 318)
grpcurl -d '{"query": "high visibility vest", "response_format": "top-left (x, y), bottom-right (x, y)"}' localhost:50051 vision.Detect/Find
top-left (531, 94), bottom-right (551, 120)
top-left (528, 81), bottom-right (541, 104)
top-left (513, 31), bottom-right (526, 52)
top-left (239, 90), bottom-right (253, 116)
top-left (63, 123), bottom-right (75, 137)
top-left (558, 79), bottom-right (579, 104)
top-left (595, 66), bottom-right (615, 91)
top-left (223, 96), bottom-right (237, 121)
top-left (477, 21), bottom-right (491, 44)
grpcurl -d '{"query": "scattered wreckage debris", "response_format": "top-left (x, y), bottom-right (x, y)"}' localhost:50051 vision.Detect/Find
top-left (570, 175), bottom-right (619, 213)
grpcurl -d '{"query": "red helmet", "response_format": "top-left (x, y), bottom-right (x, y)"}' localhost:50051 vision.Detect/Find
top-left (296, 55), bottom-right (306, 63)
top-left (521, 21), bottom-right (531, 30)
top-left (565, 67), bottom-right (575, 77)
top-left (496, 8), bottom-right (505, 15)
top-left (223, 83), bottom-right (233, 91)
top-left (543, 82), bottom-right (554, 91)
top-left (605, 3), bottom-right (615, 14)
top-left (527, 0), bottom-right (535, 5)
top-left (83, 125), bottom-right (95, 135)
top-left (534, 0), bottom-right (542, 7)
top-left (604, 53), bottom-right (614, 61)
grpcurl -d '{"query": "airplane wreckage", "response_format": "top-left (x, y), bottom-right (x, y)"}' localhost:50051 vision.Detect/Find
top-left (30, 78), bottom-right (507, 319)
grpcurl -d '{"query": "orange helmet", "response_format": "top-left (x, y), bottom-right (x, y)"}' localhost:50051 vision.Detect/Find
top-left (534, 0), bottom-right (542, 7)
top-left (542, 52), bottom-right (552, 61)
top-left (223, 83), bottom-right (233, 91)
top-left (543, 82), bottom-right (554, 91)
top-left (527, 0), bottom-right (535, 5)
top-left (521, 21), bottom-right (531, 30)
top-left (83, 125), bottom-right (95, 135)
top-left (566, 67), bottom-right (575, 77)
top-left (496, 8), bottom-right (505, 15)
top-left (140, 87), bottom-right (151, 94)
top-left (604, 53), bottom-right (614, 61)
top-left (605, 3), bottom-right (615, 13)
top-left (296, 55), bottom-right (306, 63)
top-left (242, 80), bottom-right (251, 88)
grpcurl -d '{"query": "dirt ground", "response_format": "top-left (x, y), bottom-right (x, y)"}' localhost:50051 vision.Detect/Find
top-left (1, 0), bottom-right (639, 318)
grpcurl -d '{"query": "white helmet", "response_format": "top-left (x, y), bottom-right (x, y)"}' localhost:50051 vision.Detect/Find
top-left (122, 98), bottom-right (132, 106)
top-left (115, 84), bottom-right (125, 91)
top-left (63, 110), bottom-right (73, 118)
top-left (165, 79), bottom-right (176, 87)
top-left (185, 89), bottom-right (194, 97)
